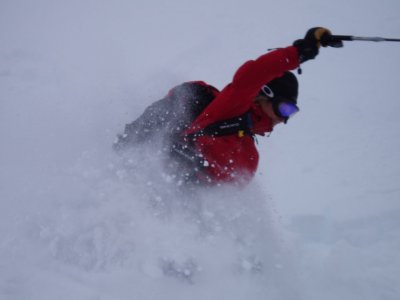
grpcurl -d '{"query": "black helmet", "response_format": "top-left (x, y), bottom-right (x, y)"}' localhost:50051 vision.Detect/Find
top-left (259, 72), bottom-right (298, 104)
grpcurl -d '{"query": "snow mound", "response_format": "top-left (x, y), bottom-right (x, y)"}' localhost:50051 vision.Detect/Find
top-left (0, 145), bottom-right (299, 300)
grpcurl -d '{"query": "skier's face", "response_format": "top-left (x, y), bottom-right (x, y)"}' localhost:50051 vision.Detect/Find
top-left (254, 96), bottom-right (286, 126)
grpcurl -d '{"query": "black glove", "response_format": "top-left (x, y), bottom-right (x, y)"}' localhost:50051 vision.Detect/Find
top-left (293, 27), bottom-right (342, 63)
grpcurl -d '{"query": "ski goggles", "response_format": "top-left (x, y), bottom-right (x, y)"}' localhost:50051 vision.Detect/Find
top-left (272, 99), bottom-right (300, 123)
top-left (258, 86), bottom-right (299, 121)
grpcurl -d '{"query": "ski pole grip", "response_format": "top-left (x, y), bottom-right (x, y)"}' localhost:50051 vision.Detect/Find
top-left (329, 35), bottom-right (354, 41)
top-left (320, 34), bottom-right (345, 47)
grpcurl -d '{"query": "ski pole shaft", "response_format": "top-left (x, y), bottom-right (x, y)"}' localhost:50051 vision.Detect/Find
top-left (331, 35), bottom-right (400, 42)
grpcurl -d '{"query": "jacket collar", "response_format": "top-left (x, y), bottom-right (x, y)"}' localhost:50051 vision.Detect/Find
top-left (250, 103), bottom-right (274, 135)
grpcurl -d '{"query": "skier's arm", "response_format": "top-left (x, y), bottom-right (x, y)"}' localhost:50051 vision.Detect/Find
top-left (187, 46), bottom-right (299, 132)
top-left (216, 27), bottom-right (334, 112)
top-left (226, 26), bottom-right (333, 100)
top-left (187, 27), bottom-right (333, 132)
top-left (231, 46), bottom-right (300, 96)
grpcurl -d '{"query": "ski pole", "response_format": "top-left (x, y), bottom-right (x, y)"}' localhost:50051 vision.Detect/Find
top-left (331, 35), bottom-right (400, 42)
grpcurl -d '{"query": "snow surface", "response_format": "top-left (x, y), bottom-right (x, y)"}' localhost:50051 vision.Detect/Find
top-left (1, 0), bottom-right (400, 299)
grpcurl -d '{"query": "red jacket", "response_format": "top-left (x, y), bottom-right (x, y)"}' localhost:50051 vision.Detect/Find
top-left (185, 46), bottom-right (300, 184)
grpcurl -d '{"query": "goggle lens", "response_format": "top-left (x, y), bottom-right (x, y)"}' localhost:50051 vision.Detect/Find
top-left (277, 101), bottom-right (299, 118)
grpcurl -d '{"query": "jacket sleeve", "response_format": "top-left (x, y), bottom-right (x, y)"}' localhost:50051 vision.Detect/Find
top-left (187, 46), bottom-right (300, 133)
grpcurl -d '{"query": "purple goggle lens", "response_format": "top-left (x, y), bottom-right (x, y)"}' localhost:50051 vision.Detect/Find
top-left (277, 101), bottom-right (299, 118)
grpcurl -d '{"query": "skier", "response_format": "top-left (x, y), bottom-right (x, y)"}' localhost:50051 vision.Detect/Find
top-left (113, 27), bottom-right (342, 186)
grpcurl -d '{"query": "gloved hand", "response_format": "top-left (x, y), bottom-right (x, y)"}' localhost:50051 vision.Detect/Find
top-left (293, 27), bottom-right (342, 63)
